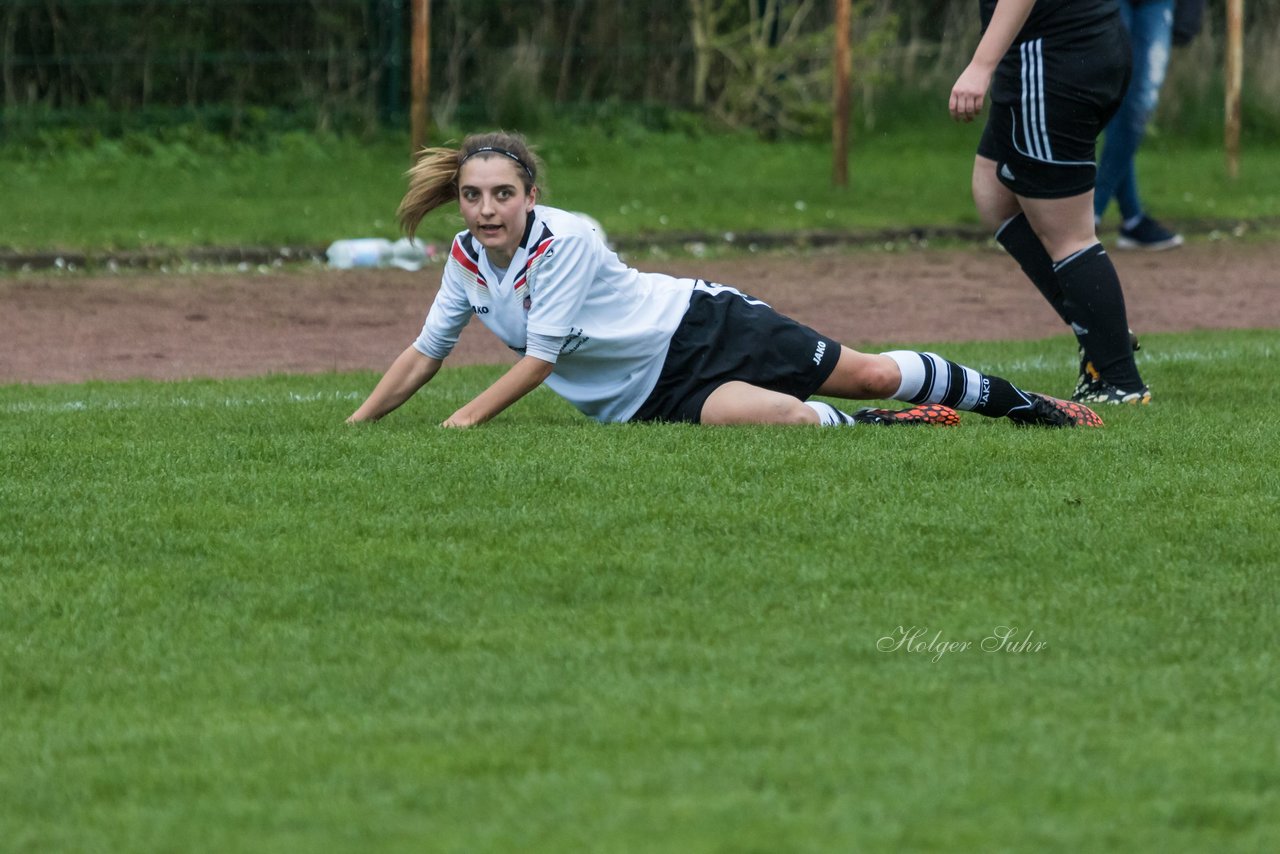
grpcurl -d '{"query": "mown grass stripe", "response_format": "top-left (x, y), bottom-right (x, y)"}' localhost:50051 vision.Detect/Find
top-left (1, 328), bottom-right (1277, 853)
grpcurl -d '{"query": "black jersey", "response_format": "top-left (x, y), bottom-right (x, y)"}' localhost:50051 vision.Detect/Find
top-left (980, 0), bottom-right (1120, 42)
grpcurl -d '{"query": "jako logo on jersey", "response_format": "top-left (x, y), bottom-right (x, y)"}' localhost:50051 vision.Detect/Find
top-left (561, 328), bottom-right (589, 356)
top-left (979, 377), bottom-right (991, 408)
top-left (812, 341), bottom-right (827, 365)
top-left (471, 305), bottom-right (489, 315)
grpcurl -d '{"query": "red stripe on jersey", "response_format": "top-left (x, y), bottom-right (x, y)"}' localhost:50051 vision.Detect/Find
top-left (450, 238), bottom-right (483, 280)
top-left (512, 229), bottom-right (555, 291)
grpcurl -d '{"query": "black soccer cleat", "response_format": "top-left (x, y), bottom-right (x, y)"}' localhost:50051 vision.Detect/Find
top-left (851, 403), bottom-right (961, 427)
top-left (1073, 382), bottom-right (1152, 406)
top-left (1008, 394), bottom-right (1104, 428)
top-left (1075, 331), bottom-right (1141, 401)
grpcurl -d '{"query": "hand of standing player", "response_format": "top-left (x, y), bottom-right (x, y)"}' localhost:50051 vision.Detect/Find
top-left (950, 62), bottom-right (993, 122)
top-left (951, 0), bottom-right (1038, 122)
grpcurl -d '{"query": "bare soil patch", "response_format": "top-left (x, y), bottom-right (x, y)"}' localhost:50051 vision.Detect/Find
top-left (2, 241), bottom-right (1277, 385)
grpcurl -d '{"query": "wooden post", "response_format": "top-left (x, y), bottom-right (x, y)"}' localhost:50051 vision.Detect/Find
top-left (410, 0), bottom-right (431, 157)
top-left (1224, 0), bottom-right (1243, 179)
top-left (832, 0), bottom-right (852, 187)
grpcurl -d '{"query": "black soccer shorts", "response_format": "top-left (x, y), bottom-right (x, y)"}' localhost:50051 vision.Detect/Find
top-left (978, 21), bottom-right (1131, 199)
top-left (630, 282), bottom-right (841, 424)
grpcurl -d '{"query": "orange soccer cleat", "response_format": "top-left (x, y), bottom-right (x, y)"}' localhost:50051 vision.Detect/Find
top-left (851, 403), bottom-right (962, 427)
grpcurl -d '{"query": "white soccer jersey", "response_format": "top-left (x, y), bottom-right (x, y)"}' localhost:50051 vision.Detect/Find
top-left (413, 206), bottom-right (695, 422)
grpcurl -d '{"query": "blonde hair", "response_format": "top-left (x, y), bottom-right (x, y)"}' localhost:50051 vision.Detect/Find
top-left (397, 132), bottom-right (544, 238)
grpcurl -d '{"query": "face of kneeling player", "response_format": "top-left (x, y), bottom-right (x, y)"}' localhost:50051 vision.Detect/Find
top-left (458, 156), bottom-right (537, 268)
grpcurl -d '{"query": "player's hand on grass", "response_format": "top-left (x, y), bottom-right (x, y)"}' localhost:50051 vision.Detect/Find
top-left (441, 412), bottom-right (477, 429)
top-left (950, 63), bottom-right (992, 122)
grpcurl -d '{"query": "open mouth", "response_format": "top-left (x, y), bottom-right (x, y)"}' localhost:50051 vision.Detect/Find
top-left (477, 224), bottom-right (503, 236)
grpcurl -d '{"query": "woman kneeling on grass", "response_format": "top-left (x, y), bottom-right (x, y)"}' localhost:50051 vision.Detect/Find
top-left (348, 131), bottom-right (1101, 430)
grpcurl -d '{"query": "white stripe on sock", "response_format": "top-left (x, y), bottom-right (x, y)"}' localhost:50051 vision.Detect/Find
top-left (1053, 242), bottom-right (1102, 272)
top-left (958, 365), bottom-right (983, 410)
top-left (925, 352), bottom-right (950, 402)
top-left (995, 214), bottom-right (1020, 240)
top-left (884, 351), bottom-right (925, 401)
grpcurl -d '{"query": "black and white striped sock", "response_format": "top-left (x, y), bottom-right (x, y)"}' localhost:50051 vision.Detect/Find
top-left (882, 351), bottom-right (1037, 419)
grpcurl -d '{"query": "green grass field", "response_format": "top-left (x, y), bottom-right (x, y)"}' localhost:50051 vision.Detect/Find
top-left (4, 125), bottom-right (1280, 253)
top-left (3, 329), bottom-right (1277, 852)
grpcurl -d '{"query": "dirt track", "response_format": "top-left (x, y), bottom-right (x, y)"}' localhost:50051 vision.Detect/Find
top-left (2, 241), bottom-right (1277, 386)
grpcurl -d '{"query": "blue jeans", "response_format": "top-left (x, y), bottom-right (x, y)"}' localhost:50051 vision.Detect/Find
top-left (1094, 0), bottom-right (1175, 221)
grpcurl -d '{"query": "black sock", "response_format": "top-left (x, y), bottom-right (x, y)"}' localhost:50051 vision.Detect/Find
top-left (996, 213), bottom-right (1073, 326)
top-left (1054, 244), bottom-right (1144, 389)
top-left (884, 350), bottom-right (1039, 419)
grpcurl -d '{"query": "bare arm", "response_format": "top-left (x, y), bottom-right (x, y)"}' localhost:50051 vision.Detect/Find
top-left (347, 346), bottom-right (441, 423)
top-left (441, 355), bottom-right (556, 428)
top-left (950, 0), bottom-right (1037, 122)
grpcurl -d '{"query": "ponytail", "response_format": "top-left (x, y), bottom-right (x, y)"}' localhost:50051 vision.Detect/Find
top-left (397, 146), bottom-right (463, 238)
top-left (397, 132), bottom-right (544, 238)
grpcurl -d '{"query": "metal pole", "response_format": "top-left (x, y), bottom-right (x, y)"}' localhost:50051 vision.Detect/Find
top-left (372, 0), bottom-right (405, 125)
top-left (832, 0), bottom-right (852, 188)
top-left (1224, 0), bottom-right (1243, 179)
top-left (410, 0), bottom-right (430, 157)
top-left (384, 0), bottom-right (405, 125)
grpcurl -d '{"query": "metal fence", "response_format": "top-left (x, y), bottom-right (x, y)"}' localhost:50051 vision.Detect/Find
top-left (2, 0), bottom-right (1274, 141)
top-left (3, 0), bottom-right (388, 135)
top-left (0, 0), bottom-right (708, 137)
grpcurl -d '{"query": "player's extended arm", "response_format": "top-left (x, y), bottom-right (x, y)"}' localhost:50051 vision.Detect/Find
top-left (441, 355), bottom-right (555, 428)
top-left (950, 0), bottom-right (1037, 122)
top-left (347, 345), bottom-right (441, 423)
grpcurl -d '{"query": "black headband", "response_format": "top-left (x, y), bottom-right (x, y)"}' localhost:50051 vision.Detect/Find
top-left (460, 146), bottom-right (535, 180)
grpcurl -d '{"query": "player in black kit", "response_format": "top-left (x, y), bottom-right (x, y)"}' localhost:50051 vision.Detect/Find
top-left (951, 0), bottom-right (1152, 405)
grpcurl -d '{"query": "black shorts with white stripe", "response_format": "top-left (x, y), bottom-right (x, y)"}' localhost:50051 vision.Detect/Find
top-left (977, 17), bottom-right (1131, 199)
top-left (630, 281), bottom-right (840, 424)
